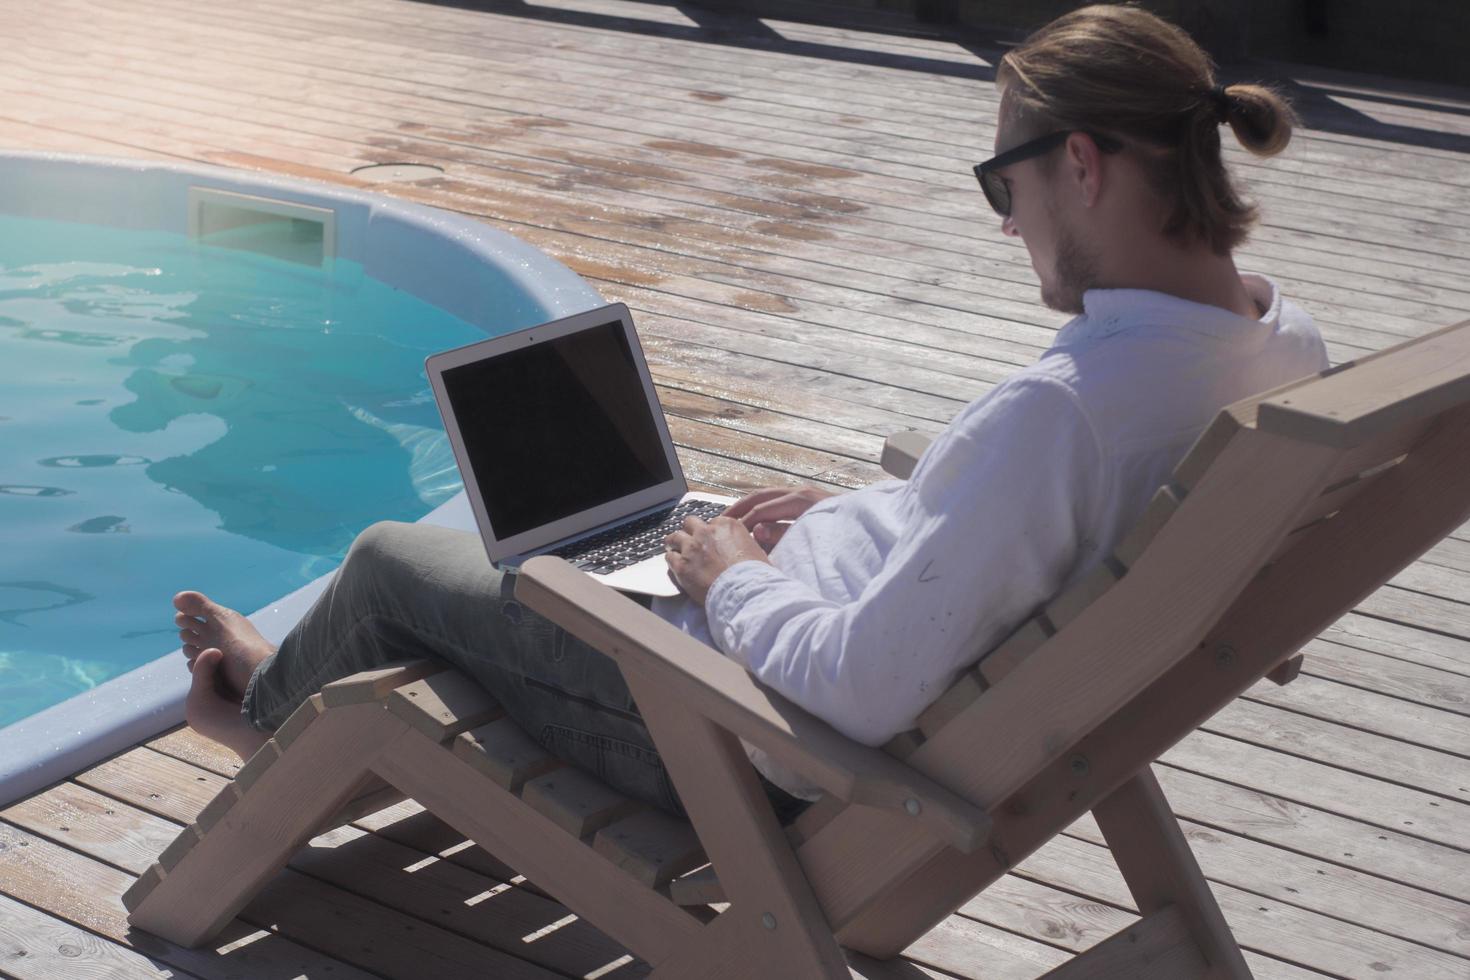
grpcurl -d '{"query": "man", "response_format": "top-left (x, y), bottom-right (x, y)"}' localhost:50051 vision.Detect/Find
top-left (176, 5), bottom-right (1326, 817)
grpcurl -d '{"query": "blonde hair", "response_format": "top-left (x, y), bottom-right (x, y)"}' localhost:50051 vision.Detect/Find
top-left (998, 4), bottom-right (1298, 254)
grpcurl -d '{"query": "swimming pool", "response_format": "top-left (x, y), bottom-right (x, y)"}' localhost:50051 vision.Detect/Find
top-left (0, 152), bottom-right (601, 805)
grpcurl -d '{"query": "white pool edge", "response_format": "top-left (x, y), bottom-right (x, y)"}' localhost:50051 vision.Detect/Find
top-left (0, 152), bottom-right (602, 807)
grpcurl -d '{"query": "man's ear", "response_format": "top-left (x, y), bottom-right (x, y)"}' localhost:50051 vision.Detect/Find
top-left (1064, 132), bottom-right (1104, 208)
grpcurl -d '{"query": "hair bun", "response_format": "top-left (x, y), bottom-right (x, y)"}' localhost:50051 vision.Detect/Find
top-left (1220, 82), bottom-right (1296, 157)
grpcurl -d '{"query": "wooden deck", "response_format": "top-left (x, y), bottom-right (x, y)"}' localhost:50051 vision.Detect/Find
top-left (2, 1), bottom-right (1468, 977)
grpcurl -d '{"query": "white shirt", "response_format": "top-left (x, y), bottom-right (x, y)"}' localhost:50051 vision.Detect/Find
top-left (654, 276), bottom-right (1327, 798)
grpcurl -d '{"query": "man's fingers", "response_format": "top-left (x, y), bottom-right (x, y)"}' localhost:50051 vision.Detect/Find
top-left (722, 487), bottom-right (788, 519)
top-left (740, 495), bottom-right (814, 529)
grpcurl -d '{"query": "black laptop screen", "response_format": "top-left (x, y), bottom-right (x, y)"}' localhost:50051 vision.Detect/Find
top-left (442, 319), bottom-right (674, 540)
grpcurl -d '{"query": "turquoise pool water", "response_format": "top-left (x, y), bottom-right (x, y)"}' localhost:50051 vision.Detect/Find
top-left (0, 214), bottom-right (495, 728)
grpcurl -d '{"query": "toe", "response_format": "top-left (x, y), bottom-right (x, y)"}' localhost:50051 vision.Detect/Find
top-left (175, 611), bottom-right (204, 629)
top-left (179, 629), bottom-right (201, 645)
top-left (173, 591), bottom-right (217, 618)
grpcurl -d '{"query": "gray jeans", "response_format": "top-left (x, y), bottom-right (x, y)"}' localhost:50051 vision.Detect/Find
top-left (241, 521), bottom-right (809, 823)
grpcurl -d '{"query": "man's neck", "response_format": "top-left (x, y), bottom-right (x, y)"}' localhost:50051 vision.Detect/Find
top-left (1098, 240), bottom-right (1258, 319)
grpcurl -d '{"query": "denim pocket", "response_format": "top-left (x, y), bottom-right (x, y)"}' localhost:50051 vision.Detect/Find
top-left (539, 723), bottom-right (684, 817)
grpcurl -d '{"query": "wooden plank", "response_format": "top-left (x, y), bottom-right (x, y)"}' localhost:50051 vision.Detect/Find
top-left (230, 740), bottom-right (282, 795)
top-left (1048, 807), bottom-right (1470, 959)
top-left (1299, 638), bottom-right (1470, 718)
top-left (1112, 485), bottom-right (1184, 569)
top-left (1257, 320), bottom-right (1470, 447)
top-left (915, 669), bottom-right (984, 739)
top-left (978, 618), bottom-right (1052, 682)
top-left (1265, 654), bottom-right (1304, 686)
top-left (520, 768), bottom-right (643, 840)
top-left (1163, 729), bottom-right (1470, 849)
top-left (1037, 905), bottom-right (1207, 980)
top-left (385, 670), bottom-right (503, 742)
top-left (879, 430), bottom-right (931, 479)
top-left (1323, 612), bottom-right (1470, 677)
top-left (1012, 830), bottom-right (1470, 977)
top-left (454, 717), bottom-right (564, 792)
top-left (272, 693), bottom-right (323, 750)
top-left (0, 890), bottom-right (196, 980)
top-left (76, 747), bottom-right (229, 825)
top-left (593, 809), bottom-right (706, 888)
top-left (669, 866), bottom-right (724, 906)
top-left (0, 821), bottom-right (376, 980)
top-left (319, 659), bottom-right (441, 707)
top-left (1200, 695), bottom-right (1470, 803)
top-left (1242, 670), bottom-right (1470, 757)
top-left (1042, 562), bottom-right (1122, 631)
top-left (146, 728), bottom-right (242, 780)
top-left (1151, 763), bottom-right (1470, 904)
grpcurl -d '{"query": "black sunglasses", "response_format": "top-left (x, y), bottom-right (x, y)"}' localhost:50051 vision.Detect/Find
top-left (973, 130), bottom-right (1123, 217)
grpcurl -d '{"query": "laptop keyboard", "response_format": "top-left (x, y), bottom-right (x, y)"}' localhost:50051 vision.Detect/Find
top-left (549, 500), bottom-right (728, 573)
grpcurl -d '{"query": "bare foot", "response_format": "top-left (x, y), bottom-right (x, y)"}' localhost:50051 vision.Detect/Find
top-left (185, 648), bottom-right (271, 760)
top-left (174, 591), bottom-right (276, 699)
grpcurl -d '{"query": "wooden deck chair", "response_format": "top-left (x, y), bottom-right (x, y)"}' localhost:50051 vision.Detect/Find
top-left (124, 320), bottom-right (1470, 978)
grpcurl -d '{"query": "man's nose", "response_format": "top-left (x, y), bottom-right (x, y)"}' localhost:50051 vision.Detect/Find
top-left (1001, 215), bottom-right (1019, 238)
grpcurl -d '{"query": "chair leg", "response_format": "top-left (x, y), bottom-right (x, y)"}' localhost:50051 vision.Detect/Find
top-left (127, 702), bottom-right (410, 947)
top-left (1092, 767), bottom-right (1253, 979)
top-left (628, 668), bottom-right (851, 979)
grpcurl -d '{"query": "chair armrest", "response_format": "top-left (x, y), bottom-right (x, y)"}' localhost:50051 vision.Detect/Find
top-left (515, 556), bottom-right (991, 853)
top-left (880, 430), bottom-right (933, 479)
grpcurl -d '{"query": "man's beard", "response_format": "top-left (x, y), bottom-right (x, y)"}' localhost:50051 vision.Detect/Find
top-left (1040, 224), bottom-right (1099, 315)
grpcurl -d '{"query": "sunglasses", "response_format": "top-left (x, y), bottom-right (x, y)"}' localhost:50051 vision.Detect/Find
top-left (973, 130), bottom-right (1123, 217)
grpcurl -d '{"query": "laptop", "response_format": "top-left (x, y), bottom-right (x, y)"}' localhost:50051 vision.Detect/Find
top-left (426, 302), bottom-right (736, 597)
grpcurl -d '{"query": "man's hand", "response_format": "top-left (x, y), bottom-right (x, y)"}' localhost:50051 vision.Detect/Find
top-left (723, 485), bottom-right (838, 550)
top-left (664, 516), bottom-right (770, 606)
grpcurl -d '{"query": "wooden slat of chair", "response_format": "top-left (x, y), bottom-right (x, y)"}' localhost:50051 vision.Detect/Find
top-left (878, 429), bottom-right (930, 480)
top-left (593, 809), bottom-right (706, 888)
top-left (385, 670), bottom-right (504, 741)
top-left (978, 618), bottom-right (1053, 683)
top-left (1257, 318), bottom-right (1470, 447)
top-left (319, 659), bottom-right (440, 707)
top-left (272, 693), bottom-right (324, 750)
top-left (1112, 485), bottom-right (1184, 569)
top-left (669, 865), bottom-right (725, 906)
top-left (453, 716), bottom-right (563, 791)
top-left (914, 669), bottom-right (984, 739)
top-left (521, 768), bottom-right (643, 840)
